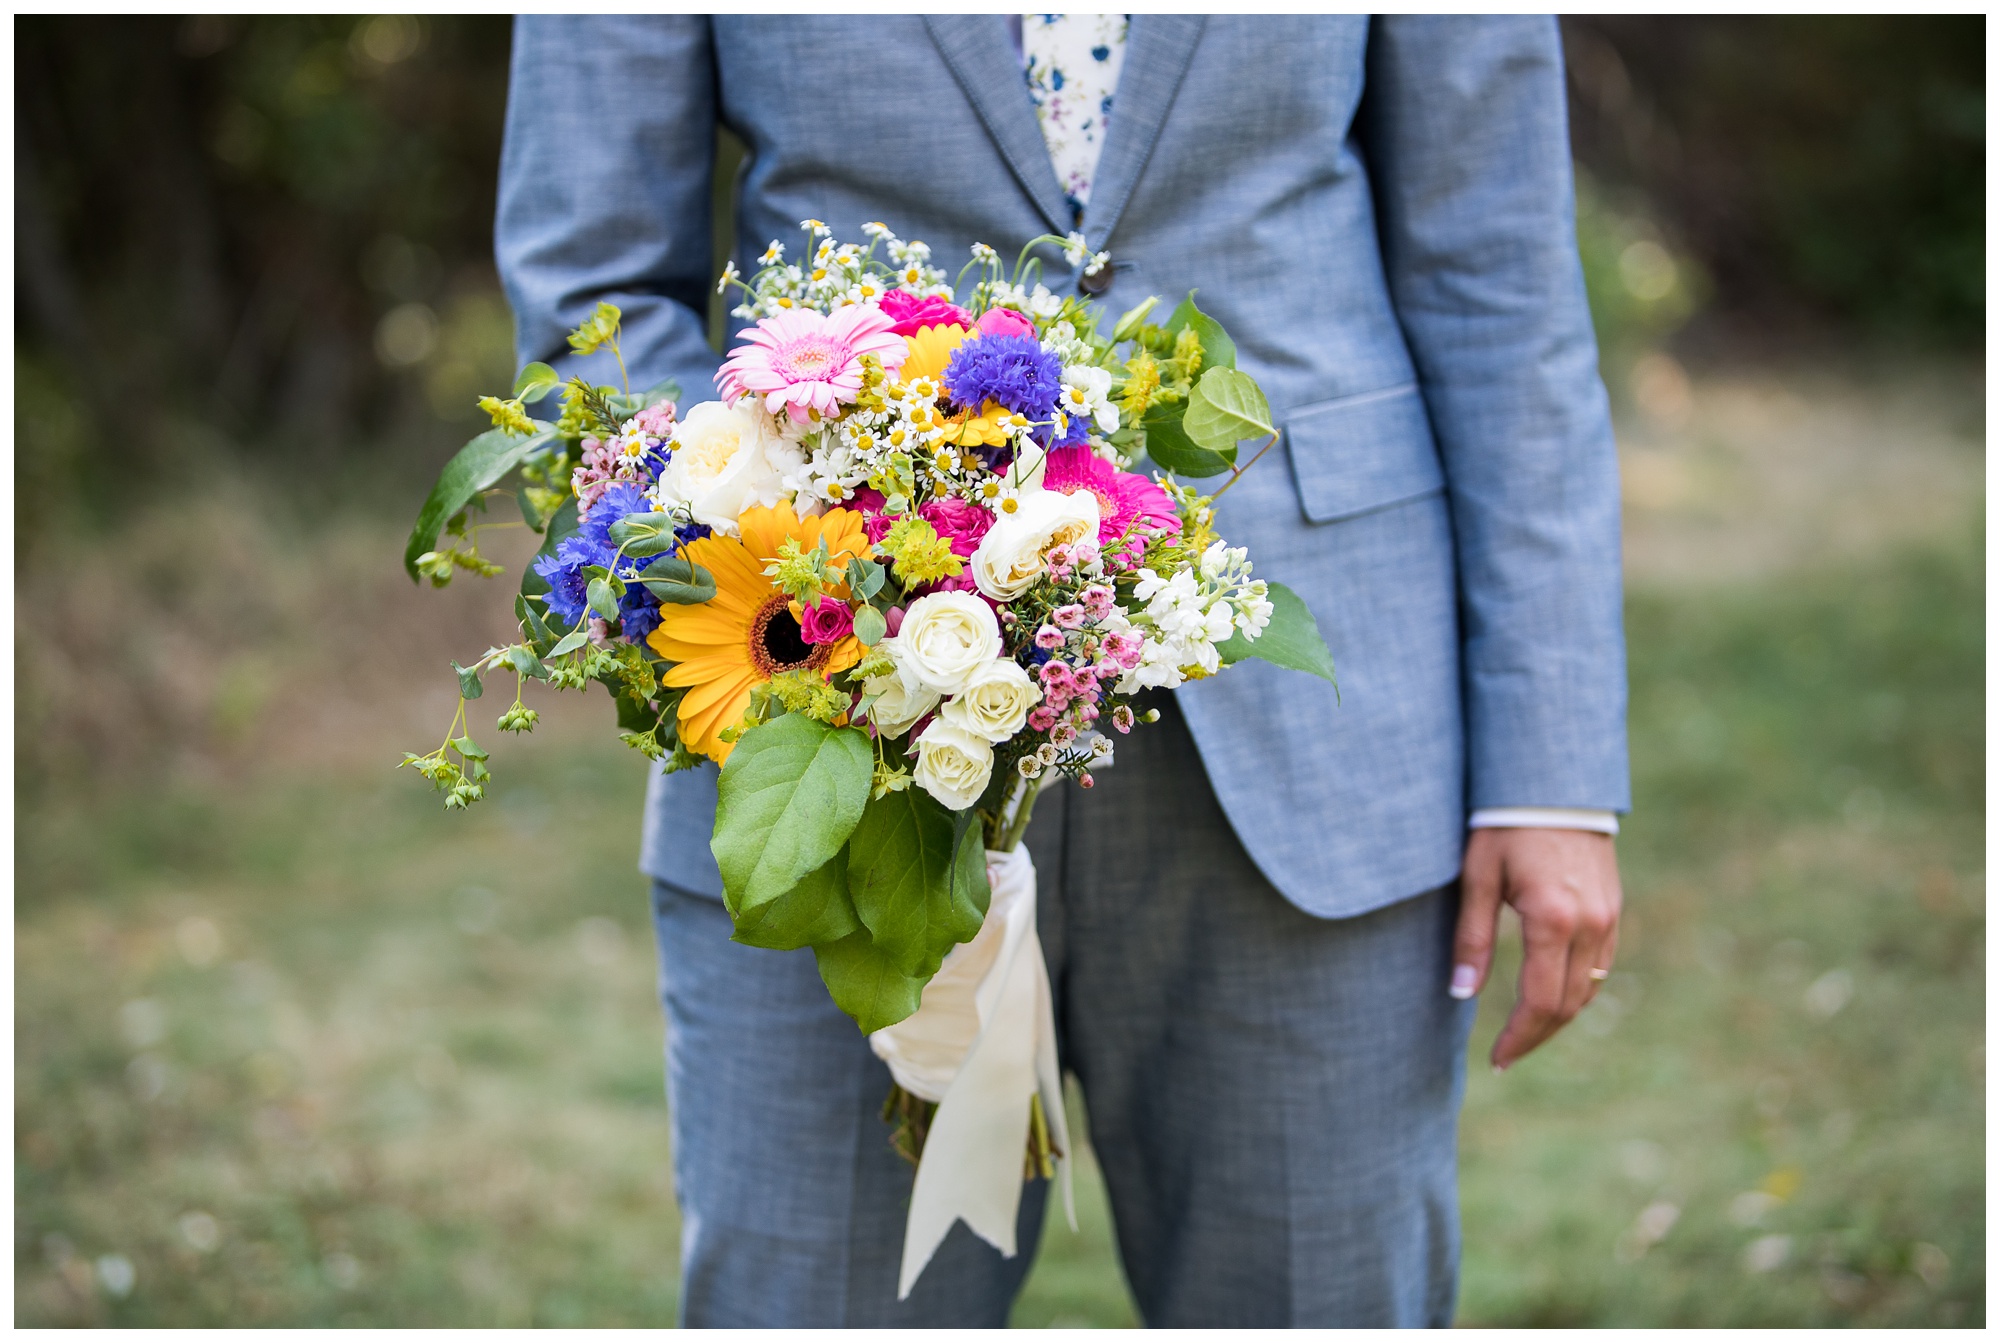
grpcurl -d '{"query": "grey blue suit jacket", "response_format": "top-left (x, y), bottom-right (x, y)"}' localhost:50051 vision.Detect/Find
top-left (496, 15), bottom-right (1630, 920)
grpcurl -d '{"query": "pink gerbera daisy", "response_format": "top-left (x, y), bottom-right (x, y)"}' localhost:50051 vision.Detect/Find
top-left (1042, 448), bottom-right (1183, 548)
top-left (716, 304), bottom-right (908, 424)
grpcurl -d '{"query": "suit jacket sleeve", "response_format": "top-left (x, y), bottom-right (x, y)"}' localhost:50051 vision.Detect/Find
top-left (495, 16), bottom-right (723, 402)
top-left (1358, 16), bottom-right (1631, 814)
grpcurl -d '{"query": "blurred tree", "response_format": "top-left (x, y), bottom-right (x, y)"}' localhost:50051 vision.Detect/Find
top-left (1564, 15), bottom-right (1984, 343)
top-left (15, 15), bottom-right (513, 530)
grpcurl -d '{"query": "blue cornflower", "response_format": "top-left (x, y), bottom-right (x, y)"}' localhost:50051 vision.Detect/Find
top-left (943, 334), bottom-right (1064, 421)
top-left (534, 481), bottom-right (699, 638)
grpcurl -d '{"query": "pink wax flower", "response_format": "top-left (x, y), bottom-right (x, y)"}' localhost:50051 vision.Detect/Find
top-left (879, 290), bottom-right (973, 337)
top-left (1081, 584), bottom-right (1115, 618)
top-left (1112, 705), bottom-right (1136, 734)
top-left (1043, 447), bottom-right (1183, 548)
top-left (717, 304), bottom-right (908, 424)
top-left (1051, 722), bottom-right (1079, 746)
top-left (1034, 625), bottom-right (1066, 650)
top-left (799, 596), bottom-right (855, 645)
top-left (973, 307), bottom-right (1037, 340)
top-left (917, 497), bottom-right (993, 557)
top-left (633, 399), bottom-right (677, 437)
top-left (1053, 604), bottom-right (1087, 630)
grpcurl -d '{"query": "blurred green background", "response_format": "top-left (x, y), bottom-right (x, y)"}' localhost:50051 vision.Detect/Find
top-left (15, 15), bottom-right (1983, 1326)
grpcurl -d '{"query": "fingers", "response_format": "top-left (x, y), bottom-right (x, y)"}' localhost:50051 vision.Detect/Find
top-left (1450, 830), bottom-right (1506, 1000)
top-left (1490, 886), bottom-right (1574, 1070)
top-left (1489, 831), bottom-right (1624, 1071)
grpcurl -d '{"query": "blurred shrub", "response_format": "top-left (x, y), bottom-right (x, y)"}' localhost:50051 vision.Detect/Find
top-left (1565, 16), bottom-right (1984, 343)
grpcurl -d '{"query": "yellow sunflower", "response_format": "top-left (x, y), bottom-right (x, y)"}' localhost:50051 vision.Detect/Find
top-left (648, 503), bottom-right (872, 763)
top-left (898, 325), bottom-right (1018, 448)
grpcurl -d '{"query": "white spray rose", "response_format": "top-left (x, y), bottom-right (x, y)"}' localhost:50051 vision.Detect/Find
top-left (861, 639), bottom-right (941, 740)
top-left (911, 720), bottom-right (995, 811)
top-left (896, 591), bottom-right (1002, 695)
top-left (941, 658), bottom-right (1042, 743)
top-left (655, 400), bottom-right (789, 534)
top-left (968, 488), bottom-right (1101, 601)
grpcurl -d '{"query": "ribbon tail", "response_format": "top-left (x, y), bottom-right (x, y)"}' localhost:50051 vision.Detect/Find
top-left (1027, 917), bottom-right (1077, 1233)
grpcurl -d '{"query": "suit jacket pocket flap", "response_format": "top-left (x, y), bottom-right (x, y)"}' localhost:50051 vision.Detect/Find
top-left (1284, 383), bottom-right (1445, 524)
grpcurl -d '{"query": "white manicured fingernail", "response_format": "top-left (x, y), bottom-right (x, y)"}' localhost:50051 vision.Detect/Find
top-left (1449, 964), bottom-right (1478, 1000)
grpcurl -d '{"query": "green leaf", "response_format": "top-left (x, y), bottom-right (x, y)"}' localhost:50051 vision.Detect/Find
top-left (516, 487), bottom-right (545, 534)
top-left (853, 605), bottom-right (888, 647)
top-left (504, 645), bottom-right (550, 681)
top-left (846, 788), bottom-right (987, 980)
top-left (585, 577), bottom-right (621, 621)
top-left (547, 629), bottom-right (589, 658)
top-left (404, 424), bottom-right (556, 581)
top-left (516, 592), bottom-right (553, 645)
top-left (952, 810), bottom-right (992, 922)
top-left (634, 558), bottom-right (717, 605)
top-left (712, 715), bottom-right (874, 915)
top-left (1214, 581), bottom-right (1338, 687)
top-left (609, 513), bottom-right (679, 557)
top-left (811, 930), bottom-right (927, 1034)
top-left (1142, 403), bottom-right (1233, 477)
top-left (452, 660), bottom-right (484, 700)
top-left (730, 847), bottom-right (863, 951)
top-left (513, 361), bottom-right (563, 404)
top-left (1182, 366), bottom-right (1275, 451)
top-left (1163, 292), bottom-right (1236, 371)
top-left (451, 735), bottom-right (488, 761)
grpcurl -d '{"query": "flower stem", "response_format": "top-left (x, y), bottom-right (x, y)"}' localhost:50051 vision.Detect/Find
top-left (1207, 431), bottom-right (1281, 503)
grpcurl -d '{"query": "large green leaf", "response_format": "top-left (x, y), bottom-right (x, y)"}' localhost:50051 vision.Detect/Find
top-left (1215, 581), bottom-right (1338, 687)
top-left (846, 788), bottom-right (987, 979)
top-left (730, 847), bottom-right (862, 951)
top-left (812, 930), bottom-right (927, 1034)
top-left (404, 423), bottom-right (556, 580)
top-left (633, 558), bottom-right (717, 605)
top-left (1182, 366), bottom-right (1276, 452)
top-left (512, 361), bottom-right (563, 404)
top-left (1142, 403), bottom-right (1233, 478)
top-left (1163, 292), bottom-right (1237, 372)
top-left (609, 512), bottom-right (680, 557)
top-left (713, 715), bottom-right (873, 916)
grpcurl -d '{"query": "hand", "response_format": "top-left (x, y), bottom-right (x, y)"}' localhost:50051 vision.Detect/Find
top-left (1450, 827), bottom-right (1623, 1071)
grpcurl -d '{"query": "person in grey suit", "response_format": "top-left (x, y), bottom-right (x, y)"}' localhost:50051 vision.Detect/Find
top-left (497, 14), bottom-right (1628, 1327)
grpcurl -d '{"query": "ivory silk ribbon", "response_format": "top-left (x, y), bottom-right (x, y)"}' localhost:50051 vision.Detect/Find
top-left (869, 845), bottom-right (1074, 1300)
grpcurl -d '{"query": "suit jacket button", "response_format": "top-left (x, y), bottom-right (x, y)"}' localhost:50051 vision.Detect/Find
top-left (1077, 258), bottom-right (1113, 296)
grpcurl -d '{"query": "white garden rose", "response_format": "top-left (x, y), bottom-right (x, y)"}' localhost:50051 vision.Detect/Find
top-left (655, 400), bottom-right (789, 534)
top-left (911, 720), bottom-right (995, 811)
top-left (969, 487), bottom-right (1101, 601)
top-left (895, 591), bottom-right (1002, 695)
top-left (941, 658), bottom-right (1042, 742)
top-left (860, 640), bottom-right (941, 740)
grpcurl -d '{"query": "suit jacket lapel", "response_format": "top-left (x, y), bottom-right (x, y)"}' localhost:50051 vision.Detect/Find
top-left (924, 15), bottom-right (1073, 237)
top-left (1079, 15), bottom-right (1206, 248)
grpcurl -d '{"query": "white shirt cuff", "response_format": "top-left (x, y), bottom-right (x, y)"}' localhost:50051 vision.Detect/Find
top-left (1467, 807), bottom-right (1620, 836)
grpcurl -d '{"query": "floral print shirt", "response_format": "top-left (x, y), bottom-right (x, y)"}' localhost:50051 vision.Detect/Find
top-left (1019, 14), bottom-right (1130, 227)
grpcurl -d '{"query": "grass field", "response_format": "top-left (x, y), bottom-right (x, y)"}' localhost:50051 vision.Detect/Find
top-left (14, 361), bottom-right (1983, 1326)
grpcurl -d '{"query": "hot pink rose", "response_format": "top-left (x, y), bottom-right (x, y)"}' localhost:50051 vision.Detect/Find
top-left (917, 497), bottom-right (994, 557)
top-left (799, 597), bottom-right (855, 646)
top-left (973, 307), bottom-right (1037, 340)
top-left (879, 290), bottom-right (973, 337)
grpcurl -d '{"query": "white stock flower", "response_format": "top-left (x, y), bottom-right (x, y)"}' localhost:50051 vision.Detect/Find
top-left (655, 400), bottom-right (789, 534)
top-left (861, 639), bottom-right (941, 739)
top-left (969, 487), bottom-right (1101, 601)
top-left (896, 591), bottom-right (1002, 695)
top-left (911, 720), bottom-right (995, 810)
top-left (941, 659), bottom-right (1042, 742)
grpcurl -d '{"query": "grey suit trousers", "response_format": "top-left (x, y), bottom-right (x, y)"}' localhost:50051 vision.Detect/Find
top-left (649, 693), bottom-right (1475, 1326)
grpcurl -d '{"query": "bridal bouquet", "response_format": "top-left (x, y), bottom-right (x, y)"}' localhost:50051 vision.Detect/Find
top-left (403, 221), bottom-right (1334, 1292)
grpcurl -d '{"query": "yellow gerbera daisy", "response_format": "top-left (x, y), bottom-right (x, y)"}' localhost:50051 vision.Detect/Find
top-left (900, 325), bottom-right (1012, 448)
top-left (648, 503), bottom-right (872, 763)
